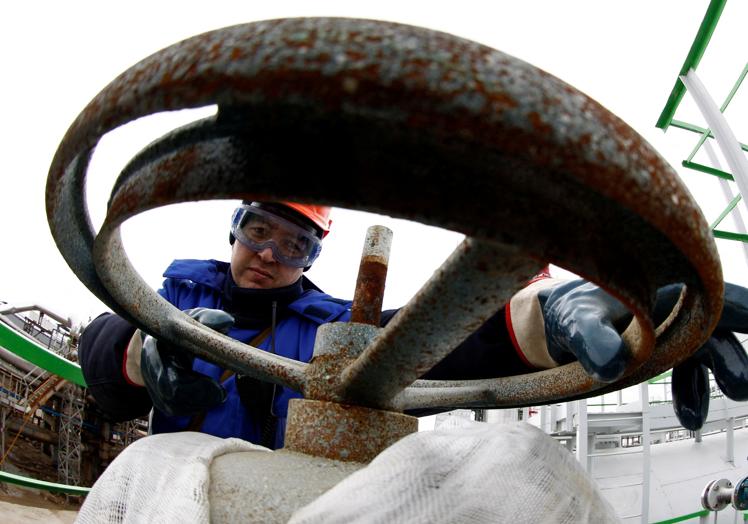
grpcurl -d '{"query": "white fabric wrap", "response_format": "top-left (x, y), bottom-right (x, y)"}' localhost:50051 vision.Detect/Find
top-left (290, 421), bottom-right (619, 524)
top-left (77, 423), bottom-right (617, 523)
top-left (507, 277), bottom-right (563, 369)
top-left (75, 432), bottom-right (265, 524)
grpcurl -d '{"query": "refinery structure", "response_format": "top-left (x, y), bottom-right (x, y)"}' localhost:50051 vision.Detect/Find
top-left (0, 305), bottom-right (145, 505)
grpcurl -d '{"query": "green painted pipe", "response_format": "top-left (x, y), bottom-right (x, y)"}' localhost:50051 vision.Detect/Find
top-left (651, 509), bottom-right (710, 524)
top-left (0, 470), bottom-right (90, 495)
top-left (0, 320), bottom-right (90, 498)
top-left (0, 320), bottom-right (86, 387)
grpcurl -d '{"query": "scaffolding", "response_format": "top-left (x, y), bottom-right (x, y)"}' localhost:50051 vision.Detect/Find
top-left (117, 419), bottom-right (147, 449)
top-left (57, 383), bottom-right (84, 487)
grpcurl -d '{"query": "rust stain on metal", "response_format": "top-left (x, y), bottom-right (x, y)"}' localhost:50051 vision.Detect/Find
top-left (284, 399), bottom-right (417, 463)
top-left (152, 150), bottom-right (194, 200)
top-left (350, 259), bottom-right (388, 325)
top-left (349, 225), bottom-right (392, 326)
top-left (527, 111), bottom-right (552, 136)
top-left (304, 321), bottom-right (381, 402)
top-left (105, 185), bottom-right (143, 223)
top-left (305, 353), bottom-right (356, 402)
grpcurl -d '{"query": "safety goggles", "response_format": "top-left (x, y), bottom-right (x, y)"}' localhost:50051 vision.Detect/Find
top-left (230, 204), bottom-right (322, 268)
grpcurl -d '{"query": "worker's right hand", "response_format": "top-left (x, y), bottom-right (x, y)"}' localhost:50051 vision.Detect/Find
top-left (140, 308), bottom-right (234, 417)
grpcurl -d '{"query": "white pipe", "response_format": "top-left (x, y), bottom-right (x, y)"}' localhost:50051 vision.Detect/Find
top-left (540, 405), bottom-right (548, 433)
top-left (0, 305), bottom-right (70, 329)
top-left (703, 140), bottom-right (748, 267)
top-left (641, 382), bottom-right (651, 524)
top-left (550, 404), bottom-right (557, 433)
top-left (0, 346), bottom-right (46, 378)
top-left (681, 70), bottom-right (748, 219)
top-left (576, 399), bottom-right (588, 472)
top-left (566, 401), bottom-right (575, 432)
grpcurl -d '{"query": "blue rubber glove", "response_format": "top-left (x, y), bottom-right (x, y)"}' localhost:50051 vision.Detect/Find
top-left (538, 280), bottom-right (633, 382)
top-left (140, 307), bottom-right (234, 417)
top-left (540, 280), bottom-right (748, 430)
top-left (665, 283), bottom-right (748, 430)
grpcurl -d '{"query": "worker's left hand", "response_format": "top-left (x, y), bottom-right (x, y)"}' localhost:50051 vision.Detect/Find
top-left (508, 279), bottom-right (748, 431)
top-left (667, 283), bottom-right (748, 430)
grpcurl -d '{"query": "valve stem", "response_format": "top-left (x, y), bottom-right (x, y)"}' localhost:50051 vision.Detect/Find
top-left (350, 225), bottom-right (393, 326)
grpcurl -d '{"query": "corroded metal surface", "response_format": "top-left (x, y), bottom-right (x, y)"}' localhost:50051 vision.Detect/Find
top-left (311, 322), bottom-right (381, 358)
top-left (350, 226), bottom-right (392, 325)
top-left (306, 322), bottom-right (379, 401)
top-left (46, 17), bottom-right (723, 413)
top-left (284, 399), bottom-right (418, 463)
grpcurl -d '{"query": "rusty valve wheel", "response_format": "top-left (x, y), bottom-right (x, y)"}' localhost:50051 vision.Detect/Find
top-left (47, 18), bottom-right (722, 418)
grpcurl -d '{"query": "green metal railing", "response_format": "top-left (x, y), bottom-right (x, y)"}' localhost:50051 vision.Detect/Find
top-left (649, 370), bottom-right (673, 384)
top-left (682, 160), bottom-right (735, 181)
top-left (655, 0), bottom-right (747, 245)
top-left (670, 120), bottom-right (748, 153)
top-left (655, 0), bottom-right (727, 130)
top-left (651, 509), bottom-right (709, 523)
top-left (652, 509), bottom-right (748, 523)
top-left (680, 60), bottom-right (747, 240)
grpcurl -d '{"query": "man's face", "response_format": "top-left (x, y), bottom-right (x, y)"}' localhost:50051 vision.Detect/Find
top-left (230, 240), bottom-right (304, 289)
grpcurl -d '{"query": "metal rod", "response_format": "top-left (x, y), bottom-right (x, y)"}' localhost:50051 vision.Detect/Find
top-left (350, 226), bottom-right (392, 326)
top-left (671, 120), bottom-right (748, 153)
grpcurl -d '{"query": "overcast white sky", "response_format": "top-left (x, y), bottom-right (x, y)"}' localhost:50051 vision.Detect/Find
top-left (1, 0), bottom-right (747, 325)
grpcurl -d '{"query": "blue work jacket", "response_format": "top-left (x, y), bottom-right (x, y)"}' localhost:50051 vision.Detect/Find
top-left (151, 259), bottom-right (352, 448)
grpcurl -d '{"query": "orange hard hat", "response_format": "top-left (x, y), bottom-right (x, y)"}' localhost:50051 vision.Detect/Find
top-left (281, 202), bottom-right (332, 237)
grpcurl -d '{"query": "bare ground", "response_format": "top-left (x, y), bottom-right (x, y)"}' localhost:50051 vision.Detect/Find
top-left (1, 437), bottom-right (81, 523)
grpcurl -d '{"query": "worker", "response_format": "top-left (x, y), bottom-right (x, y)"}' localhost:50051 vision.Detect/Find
top-left (78, 201), bottom-right (748, 448)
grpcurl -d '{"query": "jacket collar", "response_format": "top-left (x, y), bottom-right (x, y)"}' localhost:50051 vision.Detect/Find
top-left (222, 269), bottom-right (305, 329)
